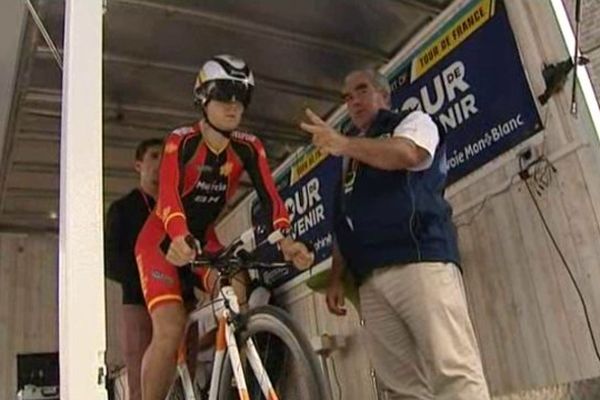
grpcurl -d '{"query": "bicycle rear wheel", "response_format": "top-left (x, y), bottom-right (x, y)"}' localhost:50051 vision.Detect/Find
top-left (217, 305), bottom-right (328, 400)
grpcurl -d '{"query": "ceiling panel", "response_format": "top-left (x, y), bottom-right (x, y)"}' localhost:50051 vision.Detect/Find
top-left (0, 0), bottom-right (452, 231)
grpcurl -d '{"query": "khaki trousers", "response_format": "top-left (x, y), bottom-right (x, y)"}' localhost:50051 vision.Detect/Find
top-left (359, 262), bottom-right (490, 400)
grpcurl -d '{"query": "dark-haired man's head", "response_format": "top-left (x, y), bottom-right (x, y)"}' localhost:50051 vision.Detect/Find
top-left (134, 138), bottom-right (162, 197)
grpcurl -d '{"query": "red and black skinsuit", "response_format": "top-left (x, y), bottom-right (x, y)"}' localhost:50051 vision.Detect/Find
top-left (135, 122), bottom-right (290, 312)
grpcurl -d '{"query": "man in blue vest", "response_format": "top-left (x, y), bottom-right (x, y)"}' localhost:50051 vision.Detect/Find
top-left (300, 69), bottom-right (490, 399)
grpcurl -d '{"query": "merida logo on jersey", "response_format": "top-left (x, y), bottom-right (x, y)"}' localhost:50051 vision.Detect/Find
top-left (196, 180), bottom-right (227, 192)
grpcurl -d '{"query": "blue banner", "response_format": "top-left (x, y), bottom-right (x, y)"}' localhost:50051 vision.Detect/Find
top-left (387, 0), bottom-right (542, 183)
top-left (251, 153), bottom-right (341, 287)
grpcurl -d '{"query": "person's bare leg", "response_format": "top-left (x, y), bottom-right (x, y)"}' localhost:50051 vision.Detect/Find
top-left (121, 304), bottom-right (152, 400)
top-left (231, 270), bottom-right (250, 308)
top-left (204, 269), bottom-right (249, 303)
top-left (141, 302), bottom-right (187, 400)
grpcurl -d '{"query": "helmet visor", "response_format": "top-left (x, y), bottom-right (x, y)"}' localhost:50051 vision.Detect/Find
top-left (208, 80), bottom-right (253, 107)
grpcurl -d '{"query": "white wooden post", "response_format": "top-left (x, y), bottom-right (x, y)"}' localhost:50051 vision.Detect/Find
top-left (58, 0), bottom-right (107, 399)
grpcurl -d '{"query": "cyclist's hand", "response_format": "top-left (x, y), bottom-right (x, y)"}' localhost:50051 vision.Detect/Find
top-left (166, 235), bottom-right (198, 267)
top-left (326, 278), bottom-right (347, 316)
top-left (280, 237), bottom-right (314, 270)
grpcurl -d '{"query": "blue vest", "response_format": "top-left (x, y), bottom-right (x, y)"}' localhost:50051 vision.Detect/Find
top-left (335, 109), bottom-right (460, 282)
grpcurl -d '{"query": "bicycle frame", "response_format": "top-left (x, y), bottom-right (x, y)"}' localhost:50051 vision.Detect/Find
top-left (171, 227), bottom-right (291, 400)
top-left (174, 283), bottom-right (279, 400)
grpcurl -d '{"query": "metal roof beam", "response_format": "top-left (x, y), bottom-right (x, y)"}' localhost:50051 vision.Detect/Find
top-left (112, 0), bottom-right (387, 62)
top-left (36, 46), bottom-right (341, 102)
top-left (12, 160), bottom-right (138, 179)
top-left (22, 89), bottom-right (309, 144)
top-left (394, 0), bottom-right (446, 14)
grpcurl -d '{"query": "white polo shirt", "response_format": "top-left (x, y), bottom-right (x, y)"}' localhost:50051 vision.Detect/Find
top-left (392, 110), bottom-right (440, 172)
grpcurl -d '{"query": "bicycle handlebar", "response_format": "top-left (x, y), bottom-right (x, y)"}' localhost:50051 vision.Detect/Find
top-left (185, 228), bottom-right (295, 274)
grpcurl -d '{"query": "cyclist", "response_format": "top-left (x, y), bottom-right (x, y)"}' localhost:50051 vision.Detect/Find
top-left (135, 54), bottom-right (313, 400)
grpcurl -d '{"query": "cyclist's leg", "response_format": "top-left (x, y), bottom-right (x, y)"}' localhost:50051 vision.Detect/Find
top-left (144, 303), bottom-right (186, 400)
top-left (202, 268), bottom-right (249, 306)
top-left (232, 270), bottom-right (250, 309)
top-left (192, 268), bottom-right (250, 358)
top-left (188, 268), bottom-right (249, 394)
top-left (136, 217), bottom-right (187, 400)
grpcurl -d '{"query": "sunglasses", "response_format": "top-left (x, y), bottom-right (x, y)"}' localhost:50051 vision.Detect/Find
top-left (208, 80), bottom-right (253, 107)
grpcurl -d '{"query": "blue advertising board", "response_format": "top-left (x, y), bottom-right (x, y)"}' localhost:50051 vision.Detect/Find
top-left (388, 0), bottom-right (542, 183)
top-left (251, 151), bottom-right (341, 287)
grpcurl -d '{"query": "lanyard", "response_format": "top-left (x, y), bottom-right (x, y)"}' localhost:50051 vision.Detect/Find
top-left (139, 189), bottom-right (153, 214)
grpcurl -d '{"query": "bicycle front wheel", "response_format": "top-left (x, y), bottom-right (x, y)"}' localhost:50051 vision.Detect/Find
top-left (217, 305), bottom-right (328, 400)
